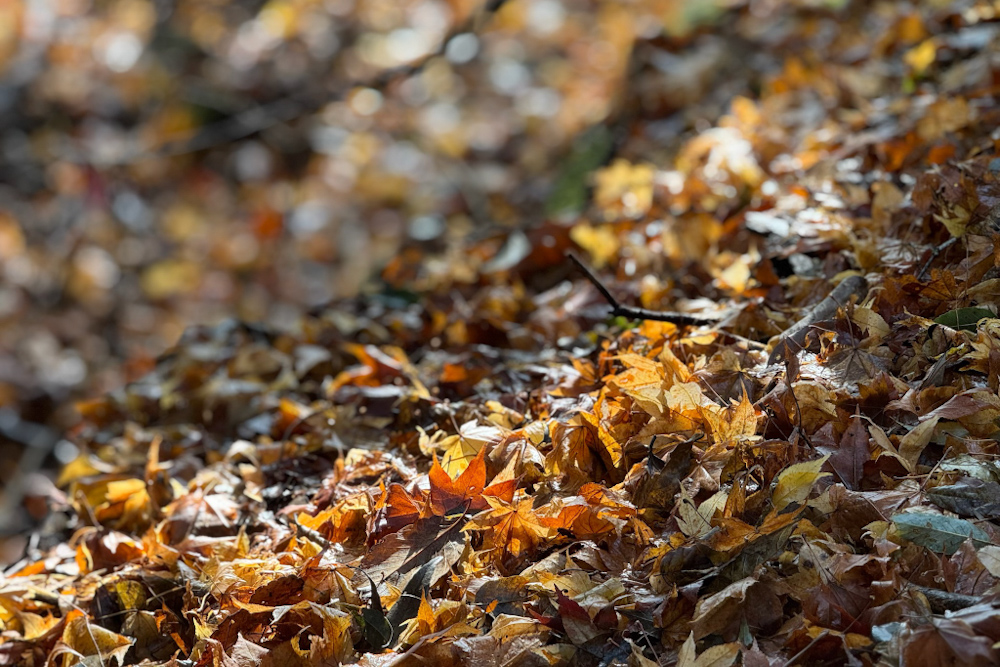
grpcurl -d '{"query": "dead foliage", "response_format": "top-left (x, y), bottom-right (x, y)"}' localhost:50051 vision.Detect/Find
top-left (8, 1), bottom-right (1000, 666)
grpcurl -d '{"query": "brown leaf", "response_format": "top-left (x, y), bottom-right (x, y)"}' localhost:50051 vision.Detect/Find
top-left (358, 515), bottom-right (465, 593)
top-left (900, 618), bottom-right (997, 667)
top-left (828, 412), bottom-right (870, 490)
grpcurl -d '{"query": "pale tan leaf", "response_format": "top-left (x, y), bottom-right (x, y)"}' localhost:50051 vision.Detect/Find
top-left (869, 424), bottom-right (910, 472)
top-left (677, 632), bottom-right (698, 667)
top-left (978, 545), bottom-right (1000, 577)
top-left (695, 642), bottom-right (741, 667)
top-left (898, 417), bottom-right (938, 471)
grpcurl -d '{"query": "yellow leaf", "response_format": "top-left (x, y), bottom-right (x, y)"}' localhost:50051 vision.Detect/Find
top-left (772, 456), bottom-right (830, 513)
top-left (702, 391), bottom-right (759, 445)
top-left (694, 642), bottom-right (741, 667)
top-left (141, 259), bottom-right (201, 299)
top-left (62, 612), bottom-right (134, 665)
top-left (17, 611), bottom-right (59, 640)
top-left (490, 614), bottom-right (547, 642)
top-left (904, 38), bottom-right (937, 74)
top-left (417, 592), bottom-right (435, 628)
top-left (522, 420), bottom-right (552, 446)
top-left (570, 223), bottom-right (620, 268)
top-left (716, 253), bottom-right (752, 294)
top-left (616, 353), bottom-right (663, 377)
top-left (579, 411), bottom-right (624, 469)
top-left (666, 382), bottom-right (706, 415)
top-left (934, 204), bottom-right (970, 238)
top-left (193, 615), bottom-right (214, 640)
top-left (440, 421), bottom-right (502, 477)
top-left (114, 580), bottom-right (147, 611)
top-left (593, 159), bottom-right (655, 218)
top-left (69, 477), bottom-right (153, 530)
top-left (852, 307), bottom-right (890, 339)
top-left (787, 382), bottom-right (838, 432)
top-left (56, 455), bottom-right (105, 487)
top-left (659, 346), bottom-right (694, 385)
top-left (440, 434), bottom-right (481, 478)
top-left (611, 354), bottom-right (667, 417)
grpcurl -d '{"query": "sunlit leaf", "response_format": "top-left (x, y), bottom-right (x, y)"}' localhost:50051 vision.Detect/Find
top-left (772, 455), bottom-right (830, 513)
top-left (62, 611), bottom-right (134, 665)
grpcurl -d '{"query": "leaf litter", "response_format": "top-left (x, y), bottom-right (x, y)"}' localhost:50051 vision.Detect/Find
top-left (10, 1), bottom-right (1000, 666)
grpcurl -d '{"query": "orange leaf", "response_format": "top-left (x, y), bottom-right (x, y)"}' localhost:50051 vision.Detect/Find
top-left (378, 483), bottom-right (422, 535)
top-left (429, 447), bottom-right (487, 515)
top-left (467, 497), bottom-right (553, 563)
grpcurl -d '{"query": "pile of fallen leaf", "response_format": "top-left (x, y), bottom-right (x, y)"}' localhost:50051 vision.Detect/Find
top-left (11, 1), bottom-right (1000, 665)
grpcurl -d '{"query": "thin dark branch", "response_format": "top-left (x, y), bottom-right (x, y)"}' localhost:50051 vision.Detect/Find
top-left (567, 251), bottom-right (622, 310)
top-left (567, 251), bottom-right (722, 326)
top-left (766, 274), bottom-right (869, 365)
top-left (917, 236), bottom-right (958, 281)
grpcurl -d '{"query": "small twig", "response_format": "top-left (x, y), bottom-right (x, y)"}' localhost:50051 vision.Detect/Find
top-left (767, 275), bottom-right (869, 365)
top-left (917, 236), bottom-right (958, 281)
top-left (286, 514), bottom-right (335, 555)
top-left (567, 252), bottom-right (723, 326)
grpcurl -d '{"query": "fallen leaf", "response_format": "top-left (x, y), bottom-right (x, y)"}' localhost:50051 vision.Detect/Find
top-left (892, 512), bottom-right (990, 555)
top-left (772, 455), bottom-right (830, 513)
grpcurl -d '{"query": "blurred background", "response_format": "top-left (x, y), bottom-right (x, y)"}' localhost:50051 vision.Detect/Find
top-left (0, 0), bottom-right (748, 540)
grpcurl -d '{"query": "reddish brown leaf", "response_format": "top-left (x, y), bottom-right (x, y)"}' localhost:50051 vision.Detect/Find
top-left (828, 411), bottom-right (871, 490)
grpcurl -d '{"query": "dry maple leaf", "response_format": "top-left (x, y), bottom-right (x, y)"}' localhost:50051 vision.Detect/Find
top-left (428, 447), bottom-right (517, 517)
top-left (466, 495), bottom-right (554, 566)
top-left (702, 390), bottom-right (760, 450)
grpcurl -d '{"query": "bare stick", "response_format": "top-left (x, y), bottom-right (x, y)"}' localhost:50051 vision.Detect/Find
top-left (767, 274), bottom-right (869, 365)
top-left (567, 252), bottom-right (723, 326)
top-left (918, 203), bottom-right (1000, 280)
top-left (917, 236), bottom-right (958, 281)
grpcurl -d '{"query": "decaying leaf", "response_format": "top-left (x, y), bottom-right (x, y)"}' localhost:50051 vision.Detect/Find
top-left (15, 2), bottom-right (1000, 666)
top-left (892, 512), bottom-right (990, 555)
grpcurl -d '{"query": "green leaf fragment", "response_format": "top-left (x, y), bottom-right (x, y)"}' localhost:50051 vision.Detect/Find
top-left (933, 308), bottom-right (995, 331)
top-left (891, 511), bottom-right (990, 555)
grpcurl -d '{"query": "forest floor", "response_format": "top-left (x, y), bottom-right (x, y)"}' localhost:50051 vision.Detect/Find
top-left (6, 0), bottom-right (1000, 665)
